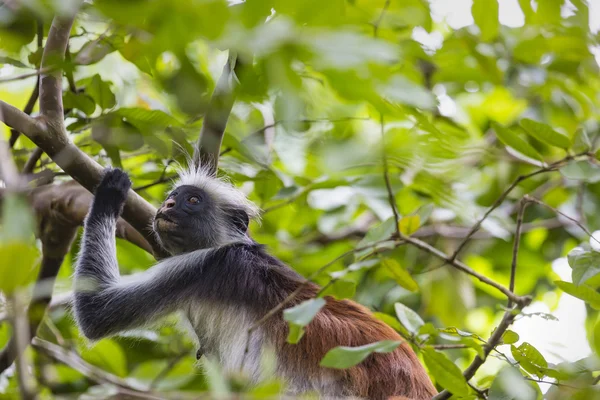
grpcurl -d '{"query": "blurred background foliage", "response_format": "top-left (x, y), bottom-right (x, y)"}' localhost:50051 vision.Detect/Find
top-left (1, 0), bottom-right (600, 399)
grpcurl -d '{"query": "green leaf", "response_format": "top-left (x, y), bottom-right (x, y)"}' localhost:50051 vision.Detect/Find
top-left (559, 160), bottom-right (600, 183)
top-left (489, 366), bottom-right (537, 400)
top-left (320, 340), bottom-right (401, 369)
top-left (0, 194), bottom-right (40, 294)
top-left (394, 303), bottom-right (424, 335)
top-left (520, 118), bottom-right (571, 149)
top-left (79, 339), bottom-right (127, 377)
top-left (321, 279), bottom-right (356, 300)
top-left (555, 280), bottom-right (600, 309)
top-left (511, 343), bottom-right (548, 378)
top-left (82, 74), bottom-right (117, 109)
top-left (114, 108), bottom-right (183, 128)
top-left (380, 75), bottom-right (435, 110)
top-left (63, 91), bottom-right (96, 116)
top-left (594, 317), bottom-right (600, 358)
top-left (399, 215), bottom-right (420, 236)
top-left (491, 122), bottom-right (543, 162)
top-left (502, 330), bottom-right (520, 345)
top-left (472, 0), bottom-right (499, 42)
top-left (567, 246), bottom-right (600, 286)
top-left (438, 327), bottom-right (478, 338)
top-left (382, 258), bottom-right (419, 292)
top-left (422, 348), bottom-right (470, 395)
top-left (286, 324), bottom-right (305, 344)
top-left (358, 216), bottom-right (396, 247)
top-left (74, 35), bottom-right (119, 65)
top-left (283, 298), bottom-right (326, 327)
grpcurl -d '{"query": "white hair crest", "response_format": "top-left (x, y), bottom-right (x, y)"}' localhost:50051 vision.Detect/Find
top-left (173, 164), bottom-right (260, 220)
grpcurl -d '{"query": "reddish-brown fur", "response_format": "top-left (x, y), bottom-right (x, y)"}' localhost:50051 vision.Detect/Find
top-left (266, 284), bottom-right (438, 399)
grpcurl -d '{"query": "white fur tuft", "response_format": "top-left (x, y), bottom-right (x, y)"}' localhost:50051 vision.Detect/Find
top-left (173, 164), bottom-right (260, 220)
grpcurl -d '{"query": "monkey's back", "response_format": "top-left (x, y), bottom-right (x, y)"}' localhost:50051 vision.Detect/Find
top-left (197, 243), bottom-right (437, 399)
top-left (247, 247), bottom-right (438, 399)
top-left (266, 291), bottom-right (437, 399)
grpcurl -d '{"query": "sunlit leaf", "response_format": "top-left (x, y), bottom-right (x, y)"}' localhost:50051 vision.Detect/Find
top-left (320, 340), bottom-right (401, 369)
top-left (63, 91), bottom-right (96, 116)
top-left (321, 279), bottom-right (356, 300)
top-left (422, 348), bottom-right (470, 395)
top-left (284, 298), bottom-right (326, 327)
top-left (555, 280), bottom-right (600, 309)
top-left (394, 303), bottom-right (424, 335)
top-left (472, 0), bottom-right (499, 42)
top-left (382, 258), bottom-right (419, 292)
top-left (491, 122), bottom-right (543, 162)
top-left (560, 160), bottom-right (600, 183)
top-left (520, 118), bottom-right (571, 149)
top-left (489, 366), bottom-right (537, 400)
top-left (567, 246), bottom-right (600, 286)
top-left (399, 215), bottom-right (420, 236)
top-left (502, 330), bottom-right (520, 345)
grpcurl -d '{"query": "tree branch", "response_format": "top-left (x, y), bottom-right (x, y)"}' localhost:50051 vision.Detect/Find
top-left (449, 152), bottom-right (592, 261)
top-left (193, 53), bottom-right (241, 176)
top-left (31, 338), bottom-right (162, 399)
top-left (398, 233), bottom-right (527, 305)
top-left (433, 195), bottom-right (535, 399)
top-left (0, 101), bottom-right (45, 139)
top-left (0, 9), bottom-right (167, 257)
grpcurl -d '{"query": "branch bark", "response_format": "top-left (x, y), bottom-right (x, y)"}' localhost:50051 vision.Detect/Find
top-left (193, 53), bottom-right (241, 176)
top-left (0, 11), bottom-right (166, 258)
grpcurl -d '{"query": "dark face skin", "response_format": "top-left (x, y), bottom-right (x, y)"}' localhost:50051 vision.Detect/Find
top-left (153, 185), bottom-right (249, 254)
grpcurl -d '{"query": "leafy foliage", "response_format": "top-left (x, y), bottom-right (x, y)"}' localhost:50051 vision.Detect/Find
top-left (1, 0), bottom-right (600, 399)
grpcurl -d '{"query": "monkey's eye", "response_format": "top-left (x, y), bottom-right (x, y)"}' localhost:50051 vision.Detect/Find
top-left (187, 196), bottom-right (200, 205)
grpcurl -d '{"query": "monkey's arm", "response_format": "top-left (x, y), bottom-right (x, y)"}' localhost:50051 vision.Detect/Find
top-left (73, 169), bottom-right (206, 339)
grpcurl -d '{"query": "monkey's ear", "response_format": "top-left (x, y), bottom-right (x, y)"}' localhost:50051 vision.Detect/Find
top-left (230, 208), bottom-right (250, 233)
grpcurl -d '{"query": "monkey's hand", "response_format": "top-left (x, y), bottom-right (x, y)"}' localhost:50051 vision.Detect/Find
top-left (90, 168), bottom-right (132, 219)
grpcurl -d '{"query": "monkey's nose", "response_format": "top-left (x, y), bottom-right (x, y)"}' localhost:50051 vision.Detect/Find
top-left (164, 198), bottom-right (175, 209)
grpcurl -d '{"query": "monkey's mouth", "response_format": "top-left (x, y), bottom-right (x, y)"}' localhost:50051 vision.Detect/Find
top-left (154, 214), bottom-right (178, 230)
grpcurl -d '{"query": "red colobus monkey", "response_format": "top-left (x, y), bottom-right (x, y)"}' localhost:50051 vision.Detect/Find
top-left (73, 167), bottom-right (437, 399)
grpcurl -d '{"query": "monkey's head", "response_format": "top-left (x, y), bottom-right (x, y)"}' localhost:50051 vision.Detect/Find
top-left (153, 165), bottom-right (260, 254)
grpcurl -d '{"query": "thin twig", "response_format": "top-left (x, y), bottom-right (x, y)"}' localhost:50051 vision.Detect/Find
top-left (433, 302), bottom-right (531, 400)
top-left (450, 152), bottom-right (592, 261)
top-left (430, 344), bottom-right (469, 350)
top-left (508, 198), bottom-right (529, 308)
top-left (0, 67), bottom-right (53, 83)
top-left (134, 174), bottom-right (177, 191)
top-left (398, 233), bottom-right (525, 304)
top-left (23, 148), bottom-right (44, 174)
top-left (372, 0), bottom-right (391, 37)
top-left (380, 113), bottom-right (401, 239)
top-left (31, 338), bottom-right (162, 399)
top-left (525, 195), bottom-right (600, 245)
top-left (433, 198), bottom-right (534, 399)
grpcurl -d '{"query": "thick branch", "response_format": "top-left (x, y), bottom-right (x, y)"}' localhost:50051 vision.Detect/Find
top-left (0, 101), bottom-right (45, 139)
top-left (193, 53), bottom-right (241, 175)
top-left (39, 14), bottom-right (73, 126)
top-left (0, 10), bottom-right (167, 257)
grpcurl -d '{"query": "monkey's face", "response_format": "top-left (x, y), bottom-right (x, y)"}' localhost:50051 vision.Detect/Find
top-left (153, 184), bottom-right (250, 255)
top-left (154, 185), bottom-right (220, 254)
